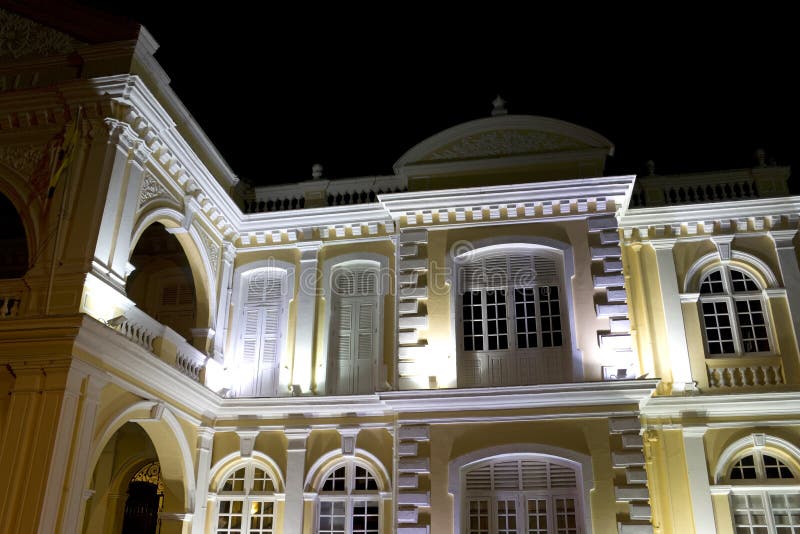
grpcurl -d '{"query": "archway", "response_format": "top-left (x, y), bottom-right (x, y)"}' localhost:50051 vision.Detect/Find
top-left (0, 192), bottom-right (29, 279)
top-left (127, 223), bottom-right (197, 341)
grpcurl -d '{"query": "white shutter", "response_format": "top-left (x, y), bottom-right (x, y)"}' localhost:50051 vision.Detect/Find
top-left (355, 301), bottom-right (375, 393)
top-left (241, 308), bottom-right (261, 366)
top-left (521, 460), bottom-right (549, 489)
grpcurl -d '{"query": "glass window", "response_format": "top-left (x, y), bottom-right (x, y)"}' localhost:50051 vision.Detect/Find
top-left (698, 267), bottom-right (771, 356)
top-left (318, 462), bottom-right (381, 534)
top-left (216, 464), bottom-right (277, 534)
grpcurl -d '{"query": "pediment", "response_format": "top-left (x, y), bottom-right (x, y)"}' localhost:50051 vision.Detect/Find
top-left (0, 8), bottom-right (83, 61)
top-left (419, 129), bottom-right (588, 162)
top-left (395, 115), bottom-right (614, 172)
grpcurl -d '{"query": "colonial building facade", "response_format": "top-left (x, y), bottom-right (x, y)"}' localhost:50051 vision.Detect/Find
top-left (1, 7), bottom-right (799, 534)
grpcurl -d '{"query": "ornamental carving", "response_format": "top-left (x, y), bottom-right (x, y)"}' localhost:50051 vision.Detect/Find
top-left (422, 129), bottom-right (587, 161)
top-left (138, 174), bottom-right (170, 208)
top-left (199, 228), bottom-right (220, 275)
top-left (0, 9), bottom-right (81, 59)
top-left (0, 143), bottom-right (45, 176)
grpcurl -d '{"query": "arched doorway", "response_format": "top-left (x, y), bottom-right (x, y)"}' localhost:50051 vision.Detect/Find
top-left (0, 193), bottom-right (28, 279)
top-left (121, 461), bottom-right (164, 534)
top-left (126, 223), bottom-right (197, 340)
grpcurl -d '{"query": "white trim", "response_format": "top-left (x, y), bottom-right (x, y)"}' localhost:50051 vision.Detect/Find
top-left (304, 448), bottom-right (391, 493)
top-left (448, 444), bottom-right (593, 534)
top-left (229, 260), bottom-right (296, 397)
top-left (714, 433), bottom-right (800, 483)
top-left (319, 253), bottom-right (389, 395)
top-left (208, 452), bottom-right (286, 492)
top-left (641, 391), bottom-right (800, 419)
top-left (447, 237), bottom-right (580, 387)
top-left (683, 251), bottom-right (779, 293)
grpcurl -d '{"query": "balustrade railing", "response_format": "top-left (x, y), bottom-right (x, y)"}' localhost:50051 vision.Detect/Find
top-left (108, 306), bottom-right (207, 383)
top-left (706, 357), bottom-right (784, 388)
top-left (630, 166), bottom-right (790, 208)
top-left (0, 278), bottom-right (24, 319)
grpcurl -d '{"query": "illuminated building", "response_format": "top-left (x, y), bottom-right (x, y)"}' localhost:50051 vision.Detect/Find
top-left (0, 6), bottom-right (798, 534)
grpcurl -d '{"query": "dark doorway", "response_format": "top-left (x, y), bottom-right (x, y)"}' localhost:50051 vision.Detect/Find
top-left (121, 480), bottom-right (160, 534)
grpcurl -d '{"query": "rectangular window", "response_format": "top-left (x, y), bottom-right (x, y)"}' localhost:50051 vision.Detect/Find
top-left (319, 501), bottom-right (347, 534)
top-left (736, 299), bottom-right (770, 352)
top-left (702, 301), bottom-right (735, 354)
top-left (527, 499), bottom-right (548, 534)
top-left (468, 499), bottom-right (490, 534)
top-left (352, 500), bottom-right (380, 534)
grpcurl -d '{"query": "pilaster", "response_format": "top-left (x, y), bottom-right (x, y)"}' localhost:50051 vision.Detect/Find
top-left (283, 427), bottom-right (310, 534)
top-left (191, 427), bottom-right (215, 534)
top-left (650, 239), bottom-right (694, 392)
top-left (291, 242), bottom-right (320, 393)
top-left (771, 230), bottom-right (800, 347)
top-left (682, 426), bottom-right (716, 533)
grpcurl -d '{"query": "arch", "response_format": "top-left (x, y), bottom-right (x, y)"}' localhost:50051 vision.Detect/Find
top-left (0, 167), bottom-right (40, 274)
top-left (448, 443), bottom-right (594, 534)
top-left (208, 451), bottom-right (286, 493)
top-left (304, 448), bottom-right (391, 493)
top-left (319, 252), bottom-right (390, 395)
top-left (394, 114), bottom-right (614, 172)
top-left (130, 207), bottom-right (216, 331)
top-left (446, 236), bottom-right (581, 385)
top-left (684, 251), bottom-right (779, 293)
top-left (86, 401), bottom-right (196, 512)
top-left (714, 433), bottom-right (800, 484)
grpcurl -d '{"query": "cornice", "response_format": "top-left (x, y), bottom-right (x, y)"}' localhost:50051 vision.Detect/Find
top-left (640, 390), bottom-right (800, 419)
top-left (619, 196), bottom-right (800, 241)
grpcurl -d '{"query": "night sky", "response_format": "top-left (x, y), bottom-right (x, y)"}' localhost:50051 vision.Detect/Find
top-left (77, 4), bottom-right (797, 188)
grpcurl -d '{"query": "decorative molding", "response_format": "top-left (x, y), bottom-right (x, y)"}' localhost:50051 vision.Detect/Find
top-left (0, 143), bottom-right (45, 176)
top-left (138, 173), bottom-right (171, 209)
top-left (198, 227), bottom-right (220, 275)
top-left (0, 8), bottom-right (81, 59)
top-left (421, 129), bottom-right (587, 161)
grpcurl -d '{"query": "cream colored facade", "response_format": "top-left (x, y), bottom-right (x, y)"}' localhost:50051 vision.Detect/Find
top-left (0, 7), bottom-right (798, 534)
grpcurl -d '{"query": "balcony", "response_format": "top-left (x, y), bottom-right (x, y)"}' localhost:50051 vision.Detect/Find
top-left (107, 306), bottom-right (209, 383)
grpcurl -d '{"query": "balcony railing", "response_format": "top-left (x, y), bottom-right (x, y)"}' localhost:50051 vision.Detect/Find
top-left (706, 356), bottom-right (784, 388)
top-left (109, 306), bottom-right (208, 383)
top-left (630, 166), bottom-right (790, 208)
top-left (0, 278), bottom-right (25, 319)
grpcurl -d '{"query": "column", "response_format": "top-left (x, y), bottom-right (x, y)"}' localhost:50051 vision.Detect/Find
top-left (291, 243), bottom-right (320, 393)
top-left (771, 230), bottom-right (800, 344)
top-left (61, 371), bottom-right (107, 534)
top-left (191, 427), bottom-right (215, 534)
top-left (682, 426), bottom-right (716, 533)
top-left (283, 428), bottom-right (310, 534)
top-left (650, 239), bottom-right (694, 392)
top-left (213, 242), bottom-right (236, 361)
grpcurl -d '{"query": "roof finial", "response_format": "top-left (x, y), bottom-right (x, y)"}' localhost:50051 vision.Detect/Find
top-left (646, 160), bottom-right (656, 176)
top-left (755, 148), bottom-right (767, 168)
top-left (312, 163), bottom-right (323, 179)
top-left (491, 95), bottom-right (507, 116)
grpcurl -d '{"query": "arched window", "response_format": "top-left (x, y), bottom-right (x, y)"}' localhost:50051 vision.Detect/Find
top-left (456, 247), bottom-right (570, 387)
top-left (698, 266), bottom-right (771, 355)
top-left (462, 456), bottom-right (582, 534)
top-left (317, 460), bottom-right (381, 534)
top-left (215, 463), bottom-right (278, 534)
top-left (234, 268), bottom-right (290, 397)
top-left (328, 264), bottom-right (380, 395)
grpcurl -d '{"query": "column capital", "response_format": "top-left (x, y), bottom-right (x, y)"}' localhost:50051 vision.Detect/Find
top-left (648, 238), bottom-right (678, 251)
top-left (682, 425), bottom-right (709, 439)
top-left (285, 427), bottom-right (311, 450)
top-left (297, 241), bottom-right (322, 262)
top-left (770, 229), bottom-right (798, 249)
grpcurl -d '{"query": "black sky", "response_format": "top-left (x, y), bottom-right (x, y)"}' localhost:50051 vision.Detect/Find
top-left (78, 4), bottom-right (797, 188)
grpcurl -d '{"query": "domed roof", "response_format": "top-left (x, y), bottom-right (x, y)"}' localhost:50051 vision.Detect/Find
top-left (394, 114), bottom-right (614, 175)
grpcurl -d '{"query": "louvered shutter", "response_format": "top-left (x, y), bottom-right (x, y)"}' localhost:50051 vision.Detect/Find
top-left (355, 301), bottom-right (375, 393)
top-left (241, 308), bottom-right (261, 366)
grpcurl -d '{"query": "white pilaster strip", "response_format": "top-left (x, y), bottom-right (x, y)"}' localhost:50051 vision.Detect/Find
top-left (292, 242), bottom-right (321, 393)
top-left (682, 426), bottom-right (717, 533)
top-left (283, 428), bottom-right (310, 534)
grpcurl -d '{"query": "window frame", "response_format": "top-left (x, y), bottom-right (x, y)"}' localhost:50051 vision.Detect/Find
top-left (460, 455), bottom-right (584, 534)
top-left (452, 244), bottom-right (573, 387)
top-left (712, 434), bottom-right (800, 534)
top-left (315, 459), bottom-right (383, 534)
top-left (229, 262), bottom-right (294, 398)
top-left (697, 265), bottom-right (774, 357)
top-left (214, 461), bottom-right (280, 534)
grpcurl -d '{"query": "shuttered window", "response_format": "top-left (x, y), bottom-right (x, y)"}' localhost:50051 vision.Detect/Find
top-left (237, 270), bottom-right (287, 397)
top-left (464, 457), bottom-right (581, 534)
top-left (457, 248), bottom-right (567, 387)
top-left (330, 267), bottom-right (379, 395)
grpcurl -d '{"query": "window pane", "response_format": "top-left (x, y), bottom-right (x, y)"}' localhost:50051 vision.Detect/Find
top-left (733, 493), bottom-right (769, 533)
top-left (352, 500), bottom-right (380, 534)
top-left (702, 300), bottom-right (735, 354)
top-left (514, 286), bottom-right (538, 349)
top-left (737, 299), bottom-right (770, 353)
top-left (539, 285), bottom-right (563, 347)
top-left (319, 500), bottom-right (347, 534)
top-left (462, 291), bottom-right (484, 352)
top-left (468, 499), bottom-right (490, 534)
top-left (527, 499), bottom-right (548, 534)
top-left (496, 499), bottom-right (517, 534)
top-left (555, 497), bottom-right (578, 534)
top-left (485, 290), bottom-right (508, 352)
top-left (322, 467), bottom-right (346, 492)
